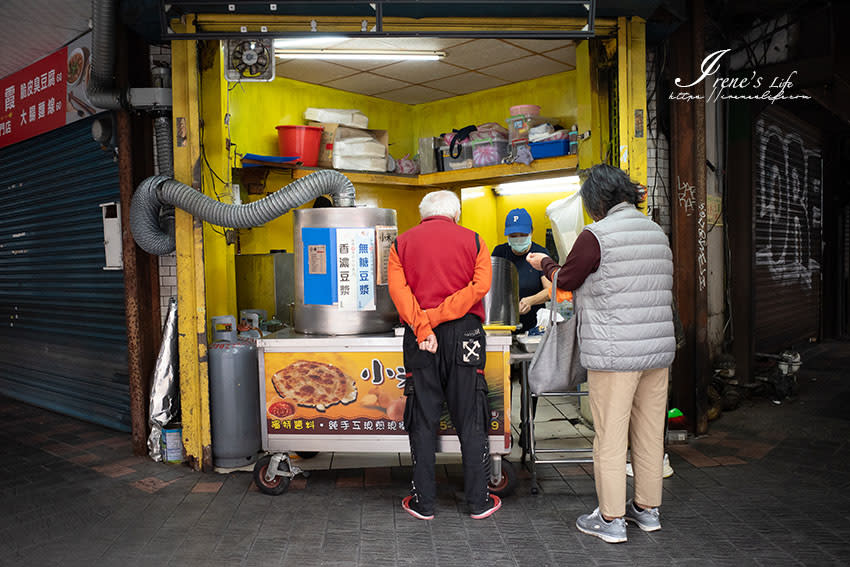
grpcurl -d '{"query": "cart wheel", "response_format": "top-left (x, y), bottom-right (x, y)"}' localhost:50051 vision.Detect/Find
top-left (488, 458), bottom-right (518, 497)
top-left (253, 454), bottom-right (291, 496)
top-left (295, 451), bottom-right (319, 459)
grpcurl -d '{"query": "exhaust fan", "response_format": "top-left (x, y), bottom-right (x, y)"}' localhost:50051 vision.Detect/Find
top-left (225, 39), bottom-right (275, 82)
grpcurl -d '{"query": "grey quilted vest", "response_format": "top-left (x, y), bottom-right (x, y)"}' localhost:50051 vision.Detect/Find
top-left (576, 202), bottom-right (676, 371)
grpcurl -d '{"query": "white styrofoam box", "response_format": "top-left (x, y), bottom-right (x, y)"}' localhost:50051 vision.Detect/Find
top-left (304, 108), bottom-right (368, 129)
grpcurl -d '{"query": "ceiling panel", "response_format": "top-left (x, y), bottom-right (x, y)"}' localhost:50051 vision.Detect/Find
top-left (370, 60), bottom-right (465, 84)
top-left (479, 54), bottom-right (574, 83)
top-left (427, 71), bottom-right (511, 96)
top-left (0, 1), bottom-right (578, 105)
top-left (323, 72), bottom-right (410, 96)
top-left (275, 59), bottom-right (360, 83)
top-left (376, 84), bottom-right (455, 105)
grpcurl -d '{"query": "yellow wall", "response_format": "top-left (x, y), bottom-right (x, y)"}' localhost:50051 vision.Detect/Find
top-left (460, 187), bottom-right (499, 250)
top-left (200, 43), bottom-right (237, 321)
top-left (228, 77), bottom-right (417, 160)
top-left (460, 188), bottom-right (586, 256)
top-left (228, 70), bottom-right (576, 167)
top-left (227, 68), bottom-right (580, 257)
top-left (414, 72), bottom-right (577, 143)
top-left (207, 62), bottom-right (589, 315)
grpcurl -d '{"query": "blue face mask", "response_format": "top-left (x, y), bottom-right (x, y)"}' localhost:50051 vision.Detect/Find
top-left (508, 235), bottom-right (532, 254)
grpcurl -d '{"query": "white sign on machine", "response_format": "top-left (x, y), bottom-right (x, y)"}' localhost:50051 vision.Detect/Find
top-left (336, 228), bottom-right (376, 311)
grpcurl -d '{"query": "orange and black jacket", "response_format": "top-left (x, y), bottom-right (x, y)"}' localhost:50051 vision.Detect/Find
top-left (388, 215), bottom-right (492, 342)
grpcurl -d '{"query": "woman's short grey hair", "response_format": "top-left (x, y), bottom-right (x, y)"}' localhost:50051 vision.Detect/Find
top-left (580, 163), bottom-right (642, 220)
top-left (419, 190), bottom-right (461, 221)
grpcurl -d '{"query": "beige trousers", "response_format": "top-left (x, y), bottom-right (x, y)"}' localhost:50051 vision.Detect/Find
top-left (587, 367), bottom-right (669, 518)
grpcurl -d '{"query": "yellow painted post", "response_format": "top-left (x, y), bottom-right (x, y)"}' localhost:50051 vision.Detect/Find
top-left (617, 17), bottom-right (648, 200)
top-left (171, 19), bottom-right (212, 471)
top-left (199, 41), bottom-right (238, 324)
top-left (575, 40), bottom-right (604, 168)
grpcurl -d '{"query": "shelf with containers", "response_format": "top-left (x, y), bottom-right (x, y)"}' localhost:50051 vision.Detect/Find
top-left (239, 154), bottom-right (579, 192)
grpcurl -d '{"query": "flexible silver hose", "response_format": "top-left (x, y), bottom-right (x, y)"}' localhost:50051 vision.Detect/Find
top-left (153, 115), bottom-right (173, 177)
top-left (130, 170), bottom-right (356, 255)
top-left (87, 0), bottom-right (123, 109)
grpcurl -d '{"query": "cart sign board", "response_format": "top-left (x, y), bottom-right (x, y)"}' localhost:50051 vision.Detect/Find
top-left (262, 350), bottom-right (507, 437)
top-left (0, 32), bottom-right (101, 151)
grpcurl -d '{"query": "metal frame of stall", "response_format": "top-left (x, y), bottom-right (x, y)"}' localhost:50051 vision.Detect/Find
top-left (513, 348), bottom-right (592, 494)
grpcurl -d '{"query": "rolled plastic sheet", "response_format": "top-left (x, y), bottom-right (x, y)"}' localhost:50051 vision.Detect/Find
top-left (147, 297), bottom-right (180, 461)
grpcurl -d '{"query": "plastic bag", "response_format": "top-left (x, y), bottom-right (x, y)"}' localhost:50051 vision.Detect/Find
top-left (546, 191), bottom-right (585, 262)
top-left (395, 153), bottom-right (420, 174)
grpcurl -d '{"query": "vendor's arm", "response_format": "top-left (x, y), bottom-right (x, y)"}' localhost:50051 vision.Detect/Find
top-left (533, 230), bottom-right (601, 291)
top-left (425, 240), bottom-right (492, 328)
top-left (519, 275), bottom-right (552, 314)
top-left (387, 243), bottom-right (434, 342)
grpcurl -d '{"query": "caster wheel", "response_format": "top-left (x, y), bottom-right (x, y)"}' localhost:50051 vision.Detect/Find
top-left (295, 451), bottom-right (319, 459)
top-left (253, 454), bottom-right (291, 495)
top-left (488, 459), bottom-right (518, 497)
top-left (531, 486), bottom-right (539, 495)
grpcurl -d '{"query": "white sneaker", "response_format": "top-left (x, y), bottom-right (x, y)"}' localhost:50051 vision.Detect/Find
top-left (663, 453), bottom-right (674, 478)
top-left (626, 453), bottom-right (674, 478)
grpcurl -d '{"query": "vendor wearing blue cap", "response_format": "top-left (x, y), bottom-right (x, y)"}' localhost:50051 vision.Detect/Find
top-left (491, 208), bottom-right (552, 332)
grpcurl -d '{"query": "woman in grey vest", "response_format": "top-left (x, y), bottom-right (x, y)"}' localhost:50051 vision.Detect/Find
top-left (527, 164), bottom-right (676, 544)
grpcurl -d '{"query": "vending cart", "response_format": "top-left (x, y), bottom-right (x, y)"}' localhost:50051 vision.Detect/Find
top-left (248, 205), bottom-right (517, 496)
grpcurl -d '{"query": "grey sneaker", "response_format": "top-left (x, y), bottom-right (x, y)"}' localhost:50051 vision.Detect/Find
top-left (624, 499), bottom-right (661, 532)
top-left (576, 508), bottom-right (627, 543)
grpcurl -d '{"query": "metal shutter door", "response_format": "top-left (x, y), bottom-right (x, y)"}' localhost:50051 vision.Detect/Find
top-left (0, 117), bottom-right (130, 431)
top-left (753, 107), bottom-right (823, 353)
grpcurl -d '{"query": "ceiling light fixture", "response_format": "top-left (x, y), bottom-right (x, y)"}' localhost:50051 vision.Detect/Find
top-left (274, 48), bottom-right (445, 61)
top-left (272, 36), bottom-right (348, 49)
top-left (493, 175), bottom-right (581, 196)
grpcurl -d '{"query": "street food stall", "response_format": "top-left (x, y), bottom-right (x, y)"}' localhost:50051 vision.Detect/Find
top-left (250, 206), bottom-right (517, 496)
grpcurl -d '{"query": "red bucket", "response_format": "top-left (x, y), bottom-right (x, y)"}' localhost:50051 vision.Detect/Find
top-left (276, 125), bottom-right (323, 166)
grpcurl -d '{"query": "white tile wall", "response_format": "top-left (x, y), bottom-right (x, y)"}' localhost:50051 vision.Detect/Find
top-left (646, 49), bottom-right (671, 235)
top-left (159, 252), bottom-right (177, 327)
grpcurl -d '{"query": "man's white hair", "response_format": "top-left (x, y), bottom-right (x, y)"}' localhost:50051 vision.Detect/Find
top-left (419, 190), bottom-right (460, 221)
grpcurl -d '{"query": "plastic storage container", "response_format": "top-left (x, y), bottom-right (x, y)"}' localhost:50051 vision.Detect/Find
top-left (529, 139), bottom-right (570, 159)
top-left (471, 137), bottom-right (509, 167)
top-left (505, 114), bottom-right (549, 143)
top-left (276, 125), bottom-right (323, 166)
top-left (439, 144), bottom-right (474, 170)
top-left (509, 104), bottom-right (541, 117)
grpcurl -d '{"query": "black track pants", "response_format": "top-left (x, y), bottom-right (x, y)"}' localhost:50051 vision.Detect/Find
top-left (402, 315), bottom-right (491, 515)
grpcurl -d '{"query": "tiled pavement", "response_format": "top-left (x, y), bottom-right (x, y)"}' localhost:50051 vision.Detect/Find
top-left (1, 341), bottom-right (850, 566)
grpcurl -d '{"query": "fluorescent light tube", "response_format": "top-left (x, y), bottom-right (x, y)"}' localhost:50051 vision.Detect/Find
top-left (494, 175), bottom-right (581, 196)
top-left (273, 36), bottom-right (347, 48)
top-left (275, 49), bottom-right (445, 61)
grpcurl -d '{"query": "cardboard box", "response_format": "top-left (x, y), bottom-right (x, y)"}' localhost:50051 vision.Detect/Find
top-left (309, 122), bottom-right (388, 169)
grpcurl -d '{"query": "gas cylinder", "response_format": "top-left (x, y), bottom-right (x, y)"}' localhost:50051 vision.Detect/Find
top-left (208, 315), bottom-right (261, 468)
top-left (237, 310), bottom-right (265, 339)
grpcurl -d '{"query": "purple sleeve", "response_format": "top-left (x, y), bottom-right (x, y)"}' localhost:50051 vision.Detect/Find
top-left (540, 230), bottom-right (601, 291)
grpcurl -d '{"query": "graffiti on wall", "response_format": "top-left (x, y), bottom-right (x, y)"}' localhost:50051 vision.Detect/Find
top-left (677, 177), bottom-right (696, 216)
top-left (755, 120), bottom-right (822, 290)
top-left (697, 203), bottom-right (707, 291)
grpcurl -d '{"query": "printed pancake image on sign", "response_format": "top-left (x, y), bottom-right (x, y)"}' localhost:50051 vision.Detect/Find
top-left (271, 360), bottom-right (358, 412)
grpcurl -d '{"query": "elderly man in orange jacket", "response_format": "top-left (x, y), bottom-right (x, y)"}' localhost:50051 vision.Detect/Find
top-left (387, 189), bottom-right (500, 521)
